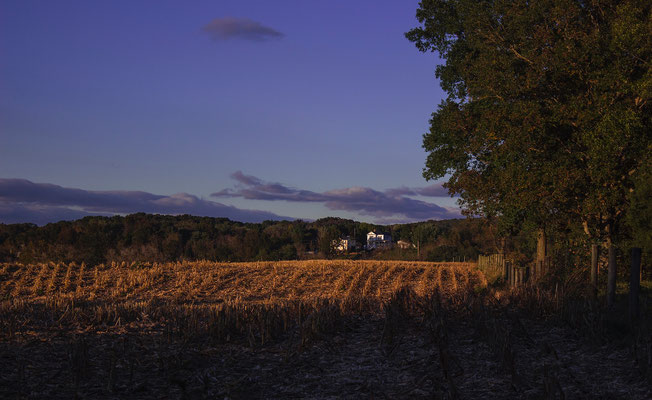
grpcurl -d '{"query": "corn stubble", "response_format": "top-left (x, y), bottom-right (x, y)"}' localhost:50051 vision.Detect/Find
top-left (1, 260), bottom-right (650, 399)
top-left (1, 260), bottom-right (479, 348)
top-left (1, 259), bottom-right (478, 303)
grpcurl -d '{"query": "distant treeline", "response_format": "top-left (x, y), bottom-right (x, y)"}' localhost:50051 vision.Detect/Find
top-left (0, 213), bottom-right (500, 265)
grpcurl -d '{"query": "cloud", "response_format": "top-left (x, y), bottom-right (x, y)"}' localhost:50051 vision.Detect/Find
top-left (201, 17), bottom-right (284, 41)
top-left (385, 183), bottom-right (451, 197)
top-left (231, 171), bottom-right (263, 186)
top-left (417, 184), bottom-right (451, 197)
top-left (0, 179), bottom-right (289, 225)
top-left (0, 202), bottom-right (106, 226)
top-left (211, 171), bottom-right (461, 222)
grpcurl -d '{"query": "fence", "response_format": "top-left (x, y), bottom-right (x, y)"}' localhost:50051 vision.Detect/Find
top-left (532, 256), bottom-right (552, 279)
top-left (506, 263), bottom-right (528, 287)
top-left (478, 254), bottom-right (552, 287)
top-left (477, 254), bottom-right (505, 280)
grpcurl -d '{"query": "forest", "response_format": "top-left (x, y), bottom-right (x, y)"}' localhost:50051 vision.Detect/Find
top-left (0, 213), bottom-right (500, 265)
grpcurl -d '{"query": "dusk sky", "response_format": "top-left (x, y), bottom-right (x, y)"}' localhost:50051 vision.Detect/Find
top-left (1, 0), bottom-right (459, 225)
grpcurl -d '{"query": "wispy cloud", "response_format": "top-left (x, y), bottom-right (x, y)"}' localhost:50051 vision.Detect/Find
top-left (212, 171), bottom-right (460, 222)
top-left (201, 17), bottom-right (284, 41)
top-left (0, 179), bottom-right (289, 225)
top-left (384, 183), bottom-right (451, 198)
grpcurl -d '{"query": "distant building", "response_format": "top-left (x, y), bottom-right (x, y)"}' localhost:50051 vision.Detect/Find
top-left (366, 231), bottom-right (392, 250)
top-left (332, 237), bottom-right (357, 252)
top-left (397, 240), bottom-right (415, 249)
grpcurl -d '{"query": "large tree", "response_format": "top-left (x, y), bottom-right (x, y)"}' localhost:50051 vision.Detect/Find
top-left (407, 0), bottom-right (651, 273)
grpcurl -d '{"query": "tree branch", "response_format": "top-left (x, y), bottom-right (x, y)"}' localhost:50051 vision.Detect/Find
top-left (509, 46), bottom-right (534, 65)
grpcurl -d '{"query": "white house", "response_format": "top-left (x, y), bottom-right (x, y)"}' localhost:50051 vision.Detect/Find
top-left (366, 231), bottom-right (392, 249)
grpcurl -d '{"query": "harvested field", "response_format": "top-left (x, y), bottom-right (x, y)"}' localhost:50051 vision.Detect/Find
top-left (0, 260), bottom-right (650, 399)
top-left (0, 260), bottom-right (480, 303)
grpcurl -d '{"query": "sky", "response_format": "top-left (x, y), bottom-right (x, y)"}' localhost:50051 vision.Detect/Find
top-left (0, 0), bottom-right (458, 225)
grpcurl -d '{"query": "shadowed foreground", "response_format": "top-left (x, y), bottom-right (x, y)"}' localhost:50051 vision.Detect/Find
top-left (0, 260), bottom-right (650, 399)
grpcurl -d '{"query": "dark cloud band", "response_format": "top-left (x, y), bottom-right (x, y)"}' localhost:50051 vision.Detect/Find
top-left (211, 171), bottom-right (460, 221)
top-left (0, 179), bottom-right (288, 225)
top-left (0, 175), bottom-right (460, 225)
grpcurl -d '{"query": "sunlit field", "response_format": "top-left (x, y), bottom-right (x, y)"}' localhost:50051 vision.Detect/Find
top-left (0, 260), bottom-right (480, 304)
top-left (0, 260), bottom-right (650, 399)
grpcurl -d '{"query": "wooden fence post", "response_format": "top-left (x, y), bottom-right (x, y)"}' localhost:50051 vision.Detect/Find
top-left (508, 263), bottom-right (512, 287)
top-left (630, 248), bottom-right (641, 322)
top-left (506, 262), bottom-right (510, 286)
top-left (511, 264), bottom-right (516, 287)
top-left (504, 260), bottom-right (509, 283)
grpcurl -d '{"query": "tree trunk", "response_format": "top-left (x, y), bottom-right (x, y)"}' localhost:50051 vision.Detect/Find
top-left (536, 228), bottom-right (547, 277)
top-left (629, 248), bottom-right (641, 322)
top-left (536, 228), bottom-right (547, 262)
top-left (591, 244), bottom-right (599, 297)
top-left (606, 240), bottom-right (617, 308)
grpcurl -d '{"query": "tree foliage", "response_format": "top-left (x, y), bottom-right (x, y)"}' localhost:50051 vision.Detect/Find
top-left (407, 0), bottom-right (651, 243)
top-left (0, 214), bottom-right (498, 264)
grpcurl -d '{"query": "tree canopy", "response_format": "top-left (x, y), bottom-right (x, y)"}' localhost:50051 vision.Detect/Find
top-left (407, 0), bottom-right (651, 243)
top-left (0, 214), bottom-right (498, 264)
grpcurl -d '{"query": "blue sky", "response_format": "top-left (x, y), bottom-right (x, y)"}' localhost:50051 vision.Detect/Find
top-left (1, 0), bottom-right (458, 224)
